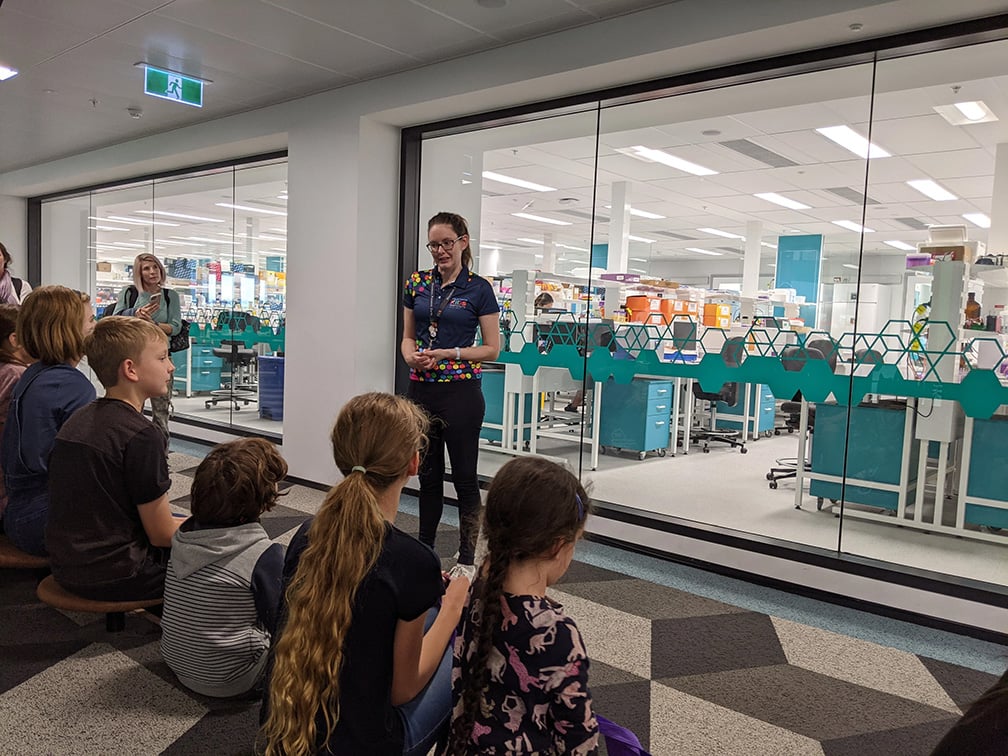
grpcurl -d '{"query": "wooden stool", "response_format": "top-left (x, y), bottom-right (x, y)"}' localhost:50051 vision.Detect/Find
top-left (36, 575), bottom-right (162, 632)
top-left (0, 535), bottom-right (49, 569)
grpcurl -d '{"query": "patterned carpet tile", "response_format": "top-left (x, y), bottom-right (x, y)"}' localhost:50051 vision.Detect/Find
top-left (819, 718), bottom-right (961, 756)
top-left (558, 577), bottom-right (750, 620)
top-left (918, 655), bottom-right (1004, 710)
top-left (652, 612), bottom-right (788, 678)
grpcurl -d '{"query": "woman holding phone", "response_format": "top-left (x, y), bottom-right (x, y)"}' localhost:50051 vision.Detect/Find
top-left (113, 253), bottom-right (181, 440)
top-left (401, 212), bottom-right (500, 580)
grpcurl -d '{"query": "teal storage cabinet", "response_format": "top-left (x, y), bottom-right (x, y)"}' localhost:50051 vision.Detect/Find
top-left (965, 417), bottom-right (1008, 529)
top-left (599, 378), bottom-right (672, 460)
top-left (716, 383), bottom-right (776, 436)
top-left (810, 403), bottom-right (917, 510)
top-left (173, 345), bottom-right (223, 393)
top-left (480, 369), bottom-right (532, 444)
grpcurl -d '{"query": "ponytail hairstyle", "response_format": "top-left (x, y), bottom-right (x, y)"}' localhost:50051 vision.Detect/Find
top-left (428, 211), bottom-right (472, 269)
top-left (261, 392), bottom-right (429, 756)
top-left (447, 457), bottom-right (590, 753)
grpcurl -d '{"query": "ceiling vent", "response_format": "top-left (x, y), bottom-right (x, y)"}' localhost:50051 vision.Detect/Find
top-left (719, 139), bottom-right (798, 168)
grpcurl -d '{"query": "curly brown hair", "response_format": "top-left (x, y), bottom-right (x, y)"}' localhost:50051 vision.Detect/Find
top-left (190, 437), bottom-right (288, 527)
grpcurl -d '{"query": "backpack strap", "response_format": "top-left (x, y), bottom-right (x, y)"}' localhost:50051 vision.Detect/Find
top-left (12, 278), bottom-right (22, 299)
top-left (126, 285), bottom-right (138, 309)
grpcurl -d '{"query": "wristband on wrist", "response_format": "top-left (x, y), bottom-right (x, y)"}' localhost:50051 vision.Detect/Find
top-left (455, 346), bottom-right (461, 360)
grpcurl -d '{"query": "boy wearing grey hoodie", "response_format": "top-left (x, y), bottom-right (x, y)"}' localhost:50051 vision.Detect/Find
top-left (160, 438), bottom-right (287, 698)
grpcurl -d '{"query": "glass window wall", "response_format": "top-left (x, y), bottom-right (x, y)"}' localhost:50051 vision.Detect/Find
top-left (411, 37), bottom-right (1008, 590)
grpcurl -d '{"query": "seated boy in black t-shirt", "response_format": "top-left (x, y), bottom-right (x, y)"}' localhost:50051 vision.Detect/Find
top-left (46, 316), bottom-right (184, 601)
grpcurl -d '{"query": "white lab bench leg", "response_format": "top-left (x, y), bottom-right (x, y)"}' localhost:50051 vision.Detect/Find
top-left (670, 376), bottom-right (681, 457)
top-left (794, 399), bottom-right (809, 510)
top-left (956, 417), bottom-right (973, 530)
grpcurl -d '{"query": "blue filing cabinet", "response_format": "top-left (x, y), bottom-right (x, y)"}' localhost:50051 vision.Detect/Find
top-left (257, 355), bottom-right (285, 421)
top-left (965, 416), bottom-right (1008, 529)
top-left (715, 383), bottom-right (776, 437)
top-left (480, 369), bottom-right (532, 445)
top-left (810, 402), bottom-right (917, 510)
top-left (599, 378), bottom-right (672, 460)
top-left (173, 345), bottom-right (223, 393)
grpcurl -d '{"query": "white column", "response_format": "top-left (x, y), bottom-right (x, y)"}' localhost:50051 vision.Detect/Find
top-left (742, 220), bottom-right (762, 298)
top-left (608, 181), bottom-right (630, 273)
top-left (542, 233), bottom-right (556, 274)
top-left (988, 143), bottom-right (1008, 254)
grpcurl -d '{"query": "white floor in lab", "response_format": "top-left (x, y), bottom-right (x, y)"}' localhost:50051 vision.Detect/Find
top-left (475, 428), bottom-right (1008, 589)
top-left (171, 394), bottom-right (283, 436)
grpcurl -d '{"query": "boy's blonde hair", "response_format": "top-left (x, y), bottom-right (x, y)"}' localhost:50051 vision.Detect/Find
top-left (85, 316), bottom-right (167, 389)
top-left (18, 285), bottom-right (90, 365)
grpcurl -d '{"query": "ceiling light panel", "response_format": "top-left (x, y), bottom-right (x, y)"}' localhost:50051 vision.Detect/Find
top-left (215, 203), bottom-right (288, 217)
top-left (815, 125), bottom-right (890, 159)
top-left (511, 212), bottom-right (571, 226)
top-left (963, 212), bottom-right (991, 228)
top-left (754, 192), bottom-right (811, 210)
top-left (604, 205), bottom-right (666, 219)
top-left (906, 179), bottom-right (957, 201)
top-left (482, 171), bottom-right (556, 192)
top-left (685, 247), bottom-right (723, 256)
top-left (622, 145), bottom-right (718, 175)
top-left (933, 101), bottom-right (998, 125)
top-left (627, 235), bottom-right (656, 243)
top-left (884, 240), bottom-right (915, 251)
top-left (697, 227), bottom-right (745, 240)
top-left (137, 210), bottom-right (226, 222)
top-left (832, 220), bottom-right (875, 233)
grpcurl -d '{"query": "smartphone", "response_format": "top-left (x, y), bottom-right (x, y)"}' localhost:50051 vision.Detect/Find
top-left (148, 292), bottom-right (162, 306)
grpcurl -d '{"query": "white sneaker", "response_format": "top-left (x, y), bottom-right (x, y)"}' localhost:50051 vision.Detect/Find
top-left (448, 562), bottom-right (477, 581)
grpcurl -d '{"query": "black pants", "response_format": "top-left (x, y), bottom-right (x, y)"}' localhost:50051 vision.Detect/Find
top-left (407, 379), bottom-right (484, 564)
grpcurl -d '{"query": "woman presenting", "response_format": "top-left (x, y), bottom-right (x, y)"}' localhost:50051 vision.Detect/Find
top-left (402, 212), bottom-right (500, 579)
top-left (113, 253), bottom-right (181, 440)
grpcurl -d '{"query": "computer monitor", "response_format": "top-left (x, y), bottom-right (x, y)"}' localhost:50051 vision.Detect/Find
top-left (671, 319), bottom-right (698, 351)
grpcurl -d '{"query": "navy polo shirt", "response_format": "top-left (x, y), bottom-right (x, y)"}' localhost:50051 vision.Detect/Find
top-left (403, 267), bottom-right (499, 382)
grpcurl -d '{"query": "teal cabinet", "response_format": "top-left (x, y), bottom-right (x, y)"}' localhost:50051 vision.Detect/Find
top-left (173, 345), bottom-right (223, 393)
top-left (599, 378), bottom-right (672, 459)
top-left (716, 383), bottom-right (776, 436)
top-left (810, 403), bottom-right (917, 510)
top-left (480, 370), bottom-right (532, 444)
top-left (965, 417), bottom-right (1008, 529)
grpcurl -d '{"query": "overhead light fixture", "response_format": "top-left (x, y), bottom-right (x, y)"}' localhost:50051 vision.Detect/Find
top-left (215, 202), bottom-right (288, 217)
top-left (267, 228), bottom-right (287, 234)
top-left (697, 227), bottom-right (744, 240)
top-left (624, 145), bottom-right (718, 176)
top-left (933, 101), bottom-right (998, 125)
top-left (511, 212), bottom-right (571, 226)
top-left (754, 192), bottom-right (811, 210)
top-left (884, 240), bottom-right (915, 251)
top-left (627, 235), bottom-right (656, 243)
top-left (629, 268), bottom-right (647, 274)
top-left (185, 236), bottom-right (234, 244)
top-left (0, 66), bottom-right (18, 81)
top-left (604, 205), bottom-right (666, 219)
top-left (517, 237), bottom-right (544, 245)
top-left (137, 210), bottom-right (225, 222)
top-left (815, 125), bottom-right (890, 159)
top-left (558, 243), bottom-right (588, 252)
top-left (629, 257), bottom-right (648, 262)
top-left (112, 241), bottom-right (147, 248)
top-left (843, 263), bottom-right (860, 270)
top-left (906, 179), bottom-right (957, 201)
top-left (152, 239), bottom-right (206, 247)
top-left (832, 220), bottom-right (874, 233)
top-left (963, 212), bottom-right (991, 228)
top-left (88, 225), bottom-right (130, 232)
top-left (761, 242), bottom-right (777, 249)
top-left (482, 171), bottom-right (556, 192)
top-left (104, 215), bottom-right (180, 227)
top-left (685, 247), bottom-right (723, 256)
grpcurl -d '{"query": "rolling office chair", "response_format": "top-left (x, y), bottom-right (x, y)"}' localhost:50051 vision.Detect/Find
top-left (689, 337), bottom-right (747, 454)
top-left (205, 320), bottom-right (261, 411)
top-left (767, 344), bottom-right (827, 488)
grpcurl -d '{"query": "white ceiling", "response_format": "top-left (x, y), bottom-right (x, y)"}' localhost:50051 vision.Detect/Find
top-left (436, 37), bottom-right (1008, 272)
top-left (0, 0), bottom-right (673, 173)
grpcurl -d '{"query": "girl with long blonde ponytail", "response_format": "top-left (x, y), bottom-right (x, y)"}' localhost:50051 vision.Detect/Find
top-left (260, 392), bottom-right (470, 756)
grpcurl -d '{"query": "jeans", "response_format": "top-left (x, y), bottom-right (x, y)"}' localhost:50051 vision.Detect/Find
top-left (397, 607), bottom-right (454, 756)
top-left (2, 487), bottom-right (49, 556)
top-left (407, 379), bottom-right (484, 564)
top-left (149, 389), bottom-right (172, 443)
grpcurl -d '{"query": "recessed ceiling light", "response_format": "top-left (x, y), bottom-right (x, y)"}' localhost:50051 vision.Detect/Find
top-left (933, 101), bottom-right (998, 125)
top-left (761, 241), bottom-right (777, 249)
top-left (627, 235), bottom-right (656, 243)
top-left (815, 125), bottom-right (890, 159)
top-left (622, 145), bottom-right (718, 176)
top-left (104, 215), bottom-right (180, 227)
top-left (0, 66), bottom-right (18, 81)
top-left (215, 202), bottom-right (287, 217)
top-left (629, 257), bottom-right (648, 262)
top-left (137, 210), bottom-right (225, 223)
top-left (963, 212), bottom-right (991, 228)
top-left (697, 227), bottom-right (745, 240)
top-left (517, 237), bottom-right (543, 245)
top-left (87, 225), bottom-right (130, 232)
top-left (604, 205), bottom-right (666, 219)
top-left (884, 240), bottom-right (915, 251)
top-left (754, 192), bottom-right (811, 210)
top-left (685, 247), bottom-right (723, 256)
top-left (482, 171), bottom-right (556, 192)
top-left (906, 179), bottom-right (957, 201)
top-left (701, 129), bottom-right (721, 136)
top-left (832, 220), bottom-right (874, 233)
top-left (511, 212), bottom-right (571, 226)
top-left (557, 243), bottom-right (588, 252)
top-left (843, 263), bottom-right (860, 270)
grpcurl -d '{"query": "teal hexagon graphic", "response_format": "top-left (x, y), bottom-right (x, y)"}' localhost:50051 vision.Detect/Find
top-left (958, 369), bottom-right (1008, 419)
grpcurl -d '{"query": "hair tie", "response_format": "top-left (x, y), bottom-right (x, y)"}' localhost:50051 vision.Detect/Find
top-left (351, 465), bottom-right (367, 474)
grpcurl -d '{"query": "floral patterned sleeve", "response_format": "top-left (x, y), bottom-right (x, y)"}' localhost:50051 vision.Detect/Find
top-left (544, 618), bottom-right (599, 755)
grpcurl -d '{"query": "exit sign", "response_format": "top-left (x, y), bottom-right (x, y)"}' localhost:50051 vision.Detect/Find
top-left (144, 66), bottom-right (203, 108)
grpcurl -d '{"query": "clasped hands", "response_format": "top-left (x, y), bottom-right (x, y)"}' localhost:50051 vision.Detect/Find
top-left (411, 348), bottom-right (455, 370)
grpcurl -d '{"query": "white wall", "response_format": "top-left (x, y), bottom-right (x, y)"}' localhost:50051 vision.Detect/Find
top-left (0, 195), bottom-right (27, 277)
top-left (0, 0), bottom-right (1001, 483)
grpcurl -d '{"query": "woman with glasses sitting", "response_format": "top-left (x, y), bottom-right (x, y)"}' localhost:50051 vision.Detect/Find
top-left (401, 212), bottom-right (500, 580)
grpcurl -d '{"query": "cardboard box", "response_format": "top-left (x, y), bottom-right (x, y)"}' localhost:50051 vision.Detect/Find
top-left (96, 261), bottom-right (112, 273)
